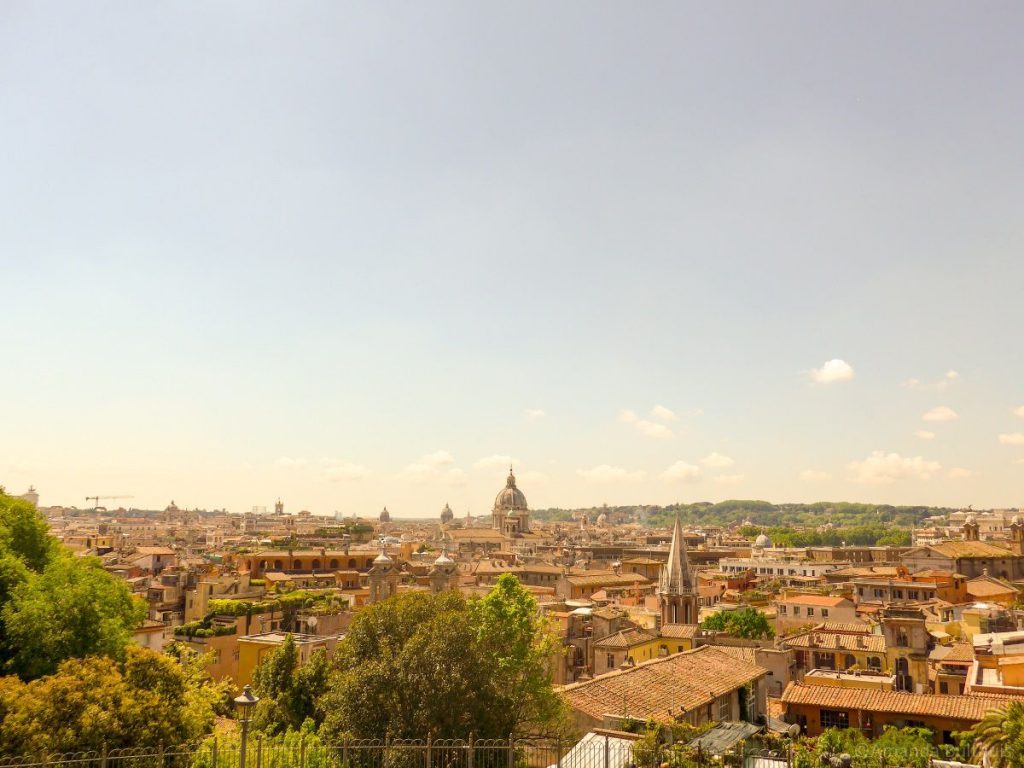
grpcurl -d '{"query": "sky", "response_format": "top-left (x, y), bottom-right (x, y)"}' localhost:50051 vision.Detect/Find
top-left (2, 2), bottom-right (1023, 516)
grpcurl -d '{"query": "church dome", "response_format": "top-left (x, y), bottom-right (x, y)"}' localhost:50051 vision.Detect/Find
top-left (965, 514), bottom-right (977, 525)
top-left (379, 506), bottom-right (391, 523)
top-left (441, 503), bottom-right (454, 523)
top-left (494, 468), bottom-right (528, 512)
top-left (755, 533), bottom-right (772, 548)
top-left (433, 550), bottom-right (454, 566)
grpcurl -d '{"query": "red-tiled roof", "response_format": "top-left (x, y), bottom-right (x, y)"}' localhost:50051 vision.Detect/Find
top-left (562, 646), bottom-right (765, 724)
top-left (781, 683), bottom-right (1015, 721)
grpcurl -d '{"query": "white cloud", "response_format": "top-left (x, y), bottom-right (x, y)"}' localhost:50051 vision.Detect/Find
top-left (948, 467), bottom-right (973, 480)
top-left (923, 406), bottom-right (958, 422)
top-left (577, 465), bottom-right (646, 483)
top-left (651, 405), bottom-right (678, 422)
top-left (402, 451), bottom-right (466, 485)
top-left (274, 456), bottom-right (309, 469)
top-left (659, 461), bottom-right (702, 483)
top-left (904, 370), bottom-right (959, 392)
top-left (322, 461), bottom-right (371, 482)
top-left (999, 433), bottom-right (1024, 446)
top-left (809, 359), bottom-right (855, 384)
top-left (700, 452), bottom-right (735, 468)
top-left (714, 473), bottom-right (745, 485)
top-left (525, 409), bottom-right (547, 422)
top-left (848, 451), bottom-right (941, 484)
top-left (915, 430), bottom-right (936, 440)
top-left (475, 454), bottom-right (518, 469)
top-left (800, 470), bottom-right (832, 482)
top-left (1013, 405), bottom-right (1024, 418)
top-left (620, 409), bottom-right (672, 439)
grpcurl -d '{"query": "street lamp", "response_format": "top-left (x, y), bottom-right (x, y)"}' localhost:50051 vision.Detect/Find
top-left (234, 685), bottom-right (260, 768)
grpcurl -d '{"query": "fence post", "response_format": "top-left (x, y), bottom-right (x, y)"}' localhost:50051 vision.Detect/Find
top-left (426, 734), bottom-right (432, 768)
top-left (342, 737), bottom-right (349, 768)
top-left (604, 734), bottom-right (609, 768)
top-left (158, 743), bottom-right (165, 768)
top-left (468, 733), bottom-right (474, 768)
top-left (100, 741), bottom-right (108, 768)
top-left (300, 733), bottom-right (306, 768)
top-left (556, 737), bottom-right (562, 768)
top-left (212, 737), bottom-right (218, 768)
top-left (508, 734), bottom-right (514, 768)
top-left (256, 736), bottom-right (263, 768)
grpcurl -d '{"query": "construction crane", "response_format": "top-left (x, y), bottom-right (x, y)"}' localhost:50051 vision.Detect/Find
top-left (85, 495), bottom-right (134, 510)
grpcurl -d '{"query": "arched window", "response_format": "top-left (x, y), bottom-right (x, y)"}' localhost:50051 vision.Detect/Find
top-left (293, 560), bottom-right (302, 570)
top-left (348, 558), bottom-right (357, 568)
top-left (844, 654), bottom-right (856, 669)
top-left (312, 559), bottom-right (321, 570)
top-left (867, 656), bottom-right (881, 671)
top-left (273, 560), bottom-right (283, 570)
top-left (260, 560), bottom-right (267, 569)
top-left (329, 559), bottom-right (339, 569)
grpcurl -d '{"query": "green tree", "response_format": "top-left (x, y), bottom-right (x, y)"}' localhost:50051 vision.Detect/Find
top-left (700, 607), bottom-right (774, 640)
top-left (251, 634), bottom-right (330, 735)
top-left (0, 646), bottom-right (226, 754)
top-left (972, 701), bottom-right (1024, 766)
top-left (0, 494), bottom-right (53, 572)
top-left (321, 576), bottom-right (567, 741)
top-left (1, 551), bottom-right (146, 678)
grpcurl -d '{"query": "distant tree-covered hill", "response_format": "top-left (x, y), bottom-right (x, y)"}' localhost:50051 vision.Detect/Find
top-left (531, 500), bottom-right (957, 537)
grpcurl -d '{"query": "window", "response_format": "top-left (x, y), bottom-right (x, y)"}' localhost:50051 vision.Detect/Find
top-left (793, 606), bottom-right (800, 615)
top-left (867, 656), bottom-right (882, 671)
top-left (717, 693), bottom-right (731, 721)
top-left (939, 681), bottom-right (948, 694)
top-left (778, 605), bottom-right (787, 614)
top-left (909, 590), bottom-right (919, 600)
top-left (822, 609), bottom-right (829, 618)
top-left (820, 709), bottom-right (849, 729)
top-left (606, 653), bottom-right (615, 669)
top-left (874, 589), bottom-right (883, 598)
top-left (807, 607), bottom-right (815, 617)
top-left (844, 654), bottom-right (856, 669)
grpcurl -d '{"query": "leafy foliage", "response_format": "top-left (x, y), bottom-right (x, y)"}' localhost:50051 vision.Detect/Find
top-left (971, 700), bottom-right (1024, 766)
top-left (699, 607), bottom-right (774, 639)
top-left (0, 646), bottom-right (230, 754)
top-left (251, 634), bottom-right (330, 735)
top-left (320, 574), bottom-right (567, 740)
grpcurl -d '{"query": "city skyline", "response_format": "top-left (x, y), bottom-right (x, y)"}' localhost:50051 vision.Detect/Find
top-left (3, 3), bottom-right (1023, 513)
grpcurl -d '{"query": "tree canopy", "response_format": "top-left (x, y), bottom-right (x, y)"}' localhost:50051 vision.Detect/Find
top-left (699, 607), bottom-right (774, 640)
top-left (320, 574), bottom-right (567, 741)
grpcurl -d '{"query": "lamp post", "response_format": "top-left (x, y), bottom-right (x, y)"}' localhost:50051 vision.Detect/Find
top-left (234, 685), bottom-right (260, 768)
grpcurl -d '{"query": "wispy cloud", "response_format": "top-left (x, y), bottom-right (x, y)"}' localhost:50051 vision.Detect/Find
top-left (525, 409), bottom-right (547, 422)
top-left (1013, 405), bottom-right (1024, 418)
top-left (620, 409), bottom-right (672, 439)
top-left (577, 464), bottom-right (646, 483)
top-left (808, 359), bottom-right (855, 384)
top-left (402, 450), bottom-right (466, 485)
top-left (700, 452), bottom-right (734, 468)
top-left (800, 469), bottom-right (832, 482)
top-left (659, 461), bottom-right (701, 483)
top-left (274, 456), bottom-right (370, 481)
top-left (474, 454), bottom-right (518, 469)
top-left (948, 467), bottom-right (973, 479)
top-left (922, 406), bottom-right (958, 423)
top-left (914, 430), bottom-right (936, 440)
top-left (904, 370), bottom-right (959, 392)
top-left (651, 405), bottom-right (677, 421)
top-left (999, 433), bottom-right (1024, 446)
top-left (848, 451), bottom-right (941, 484)
top-left (714, 473), bottom-right (745, 485)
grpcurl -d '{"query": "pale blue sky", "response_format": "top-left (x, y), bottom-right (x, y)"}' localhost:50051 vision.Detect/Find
top-left (2, 2), bottom-right (1023, 515)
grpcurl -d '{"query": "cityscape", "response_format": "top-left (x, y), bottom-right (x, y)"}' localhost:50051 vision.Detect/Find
top-left (3, 3), bottom-right (1024, 768)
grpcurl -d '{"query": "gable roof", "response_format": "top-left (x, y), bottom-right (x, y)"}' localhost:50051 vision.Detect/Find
top-left (561, 646), bottom-right (765, 724)
top-left (781, 682), bottom-right (1014, 722)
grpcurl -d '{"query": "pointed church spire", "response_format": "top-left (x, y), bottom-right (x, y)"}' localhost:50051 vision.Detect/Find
top-left (659, 514), bottom-right (694, 595)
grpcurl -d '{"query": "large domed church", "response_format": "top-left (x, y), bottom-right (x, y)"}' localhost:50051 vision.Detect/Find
top-left (492, 467), bottom-right (530, 536)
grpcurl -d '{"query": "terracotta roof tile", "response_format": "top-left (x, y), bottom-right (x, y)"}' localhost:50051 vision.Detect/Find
top-left (562, 647), bottom-right (765, 724)
top-left (781, 682), bottom-right (1014, 722)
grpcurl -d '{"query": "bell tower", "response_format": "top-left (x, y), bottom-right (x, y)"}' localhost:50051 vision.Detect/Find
top-left (659, 515), bottom-right (699, 625)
